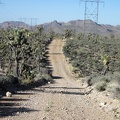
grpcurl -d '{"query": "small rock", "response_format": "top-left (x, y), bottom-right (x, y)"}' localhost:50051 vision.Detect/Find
top-left (112, 108), bottom-right (118, 113)
top-left (16, 112), bottom-right (20, 115)
top-left (6, 91), bottom-right (12, 97)
top-left (105, 93), bottom-right (110, 96)
top-left (99, 102), bottom-right (107, 108)
top-left (42, 117), bottom-right (47, 120)
top-left (24, 112), bottom-right (27, 114)
top-left (48, 82), bottom-right (51, 84)
top-left (114, 114), bottom-right (120, 118)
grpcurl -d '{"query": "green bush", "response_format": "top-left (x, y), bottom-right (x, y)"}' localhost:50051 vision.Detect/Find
top-left (95, 80), bottom-right (107, 92)
top-left (63, 33), bottom-right (120, 77)
top-left (85, 72), bottom-right (120, 98)
top-left (90, 75), bottom-right (110, 86)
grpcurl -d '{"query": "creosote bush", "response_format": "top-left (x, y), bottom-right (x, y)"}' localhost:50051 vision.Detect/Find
top-left (95, 80), bottom-right (107, 92)
top-left (88, 72), bottom-right (120, 99)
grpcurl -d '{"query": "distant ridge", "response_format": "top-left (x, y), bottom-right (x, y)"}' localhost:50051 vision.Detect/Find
top-left (0, 20), bottom-right (120, 37)
top-left (42, 20), bottom-right (120, 37)
top-left (0, 21), bottom-right (30, 29)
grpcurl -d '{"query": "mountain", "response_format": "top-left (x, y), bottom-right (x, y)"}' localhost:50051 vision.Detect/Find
top-left (42, 20), bottom-right (120, 37)
top-left (42, 20), bottom-right (84, 34)
top-left (0, 20), bottom-right (120, 37)
top-left (0, 21), bottom-right (30, 29)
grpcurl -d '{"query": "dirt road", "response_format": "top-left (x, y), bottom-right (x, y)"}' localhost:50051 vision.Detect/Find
top-left (1, 39), bottom-right (119, 120)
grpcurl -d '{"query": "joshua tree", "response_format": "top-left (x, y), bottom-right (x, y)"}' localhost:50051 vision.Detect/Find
top-left (6, 28), bottom-right (31, 77)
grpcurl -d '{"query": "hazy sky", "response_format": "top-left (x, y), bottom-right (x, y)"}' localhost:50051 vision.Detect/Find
top-left (0, 0), bottom-right (120, 26)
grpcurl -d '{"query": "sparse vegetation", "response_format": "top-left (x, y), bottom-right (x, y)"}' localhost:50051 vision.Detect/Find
top-left (63, 33), bottom-right (120, 99)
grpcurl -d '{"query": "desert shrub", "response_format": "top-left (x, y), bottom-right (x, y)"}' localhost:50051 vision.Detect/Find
top-left (112, 72), bottom-right (120, 84)
top-left (6, 75), bottom-right (19, 84)
top-left (95, 80), bottom-right (107, 91)
top-left (107, 82), bottom-right (120, 99)
top-left (86, 72), bottom-right (120, 98)
top-left (0, 75), bottom-right (19, 94)
top-left (34, 73), bottom-right (43, 82)
top-left (0, 75), bottom-right (6, 86)
top-left (20, 79), bottom-right (33, 85)
top-left (89, 76), bottom-right (109, 91)
top-left (34, 73), bottom-right (53, 84)
top-left (63, 33), bottom-right (120, 98)
top-left (0, 75), bottom-right (19, 86)
top-left (113, 87), bottom-right (120, 99)
top-left (63, 33), bottom-right (120, 77)
top-left (42, 73), bottom-right (53, 83)
top-left (90, 75), bottom-right (110, 86)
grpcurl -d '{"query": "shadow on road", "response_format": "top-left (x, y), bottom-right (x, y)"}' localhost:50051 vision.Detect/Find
top-left (32, 86), bottom-right (90, 96)
top-left (52, 76), bottom-right (63, 80)
top-left (0, 94), bottom-right (38, 118)
top-left (40, 86), bottom-right (85, 90)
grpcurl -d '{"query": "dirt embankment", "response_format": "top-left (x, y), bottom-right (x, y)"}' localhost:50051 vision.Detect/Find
top-left (0, 39), bottom-right (120, 120)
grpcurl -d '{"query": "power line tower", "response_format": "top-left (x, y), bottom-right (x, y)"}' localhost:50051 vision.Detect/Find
top-left (19, 18), bottom-right (39, 29)
top-left (30, 18), bottom-right (38, 29)
top-left (80, 0), bottom-right (104, 34)
top-left (19, 18), bottom-right (27, 28)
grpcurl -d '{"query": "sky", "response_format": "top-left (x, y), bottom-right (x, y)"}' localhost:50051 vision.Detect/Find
top-left (0, 0), bottom-right (120, 26)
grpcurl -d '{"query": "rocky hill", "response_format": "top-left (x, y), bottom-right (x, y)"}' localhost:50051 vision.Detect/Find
top-left (0, 20), bottom-right (120, 37)
top-left (42, 20), bottom-right (120, 37)
top-left (0, 21), bottom-right (30, 29)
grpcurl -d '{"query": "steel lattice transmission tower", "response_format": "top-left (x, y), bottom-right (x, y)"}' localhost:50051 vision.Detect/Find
top-left (80, 0), bottom-right (104, 34)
